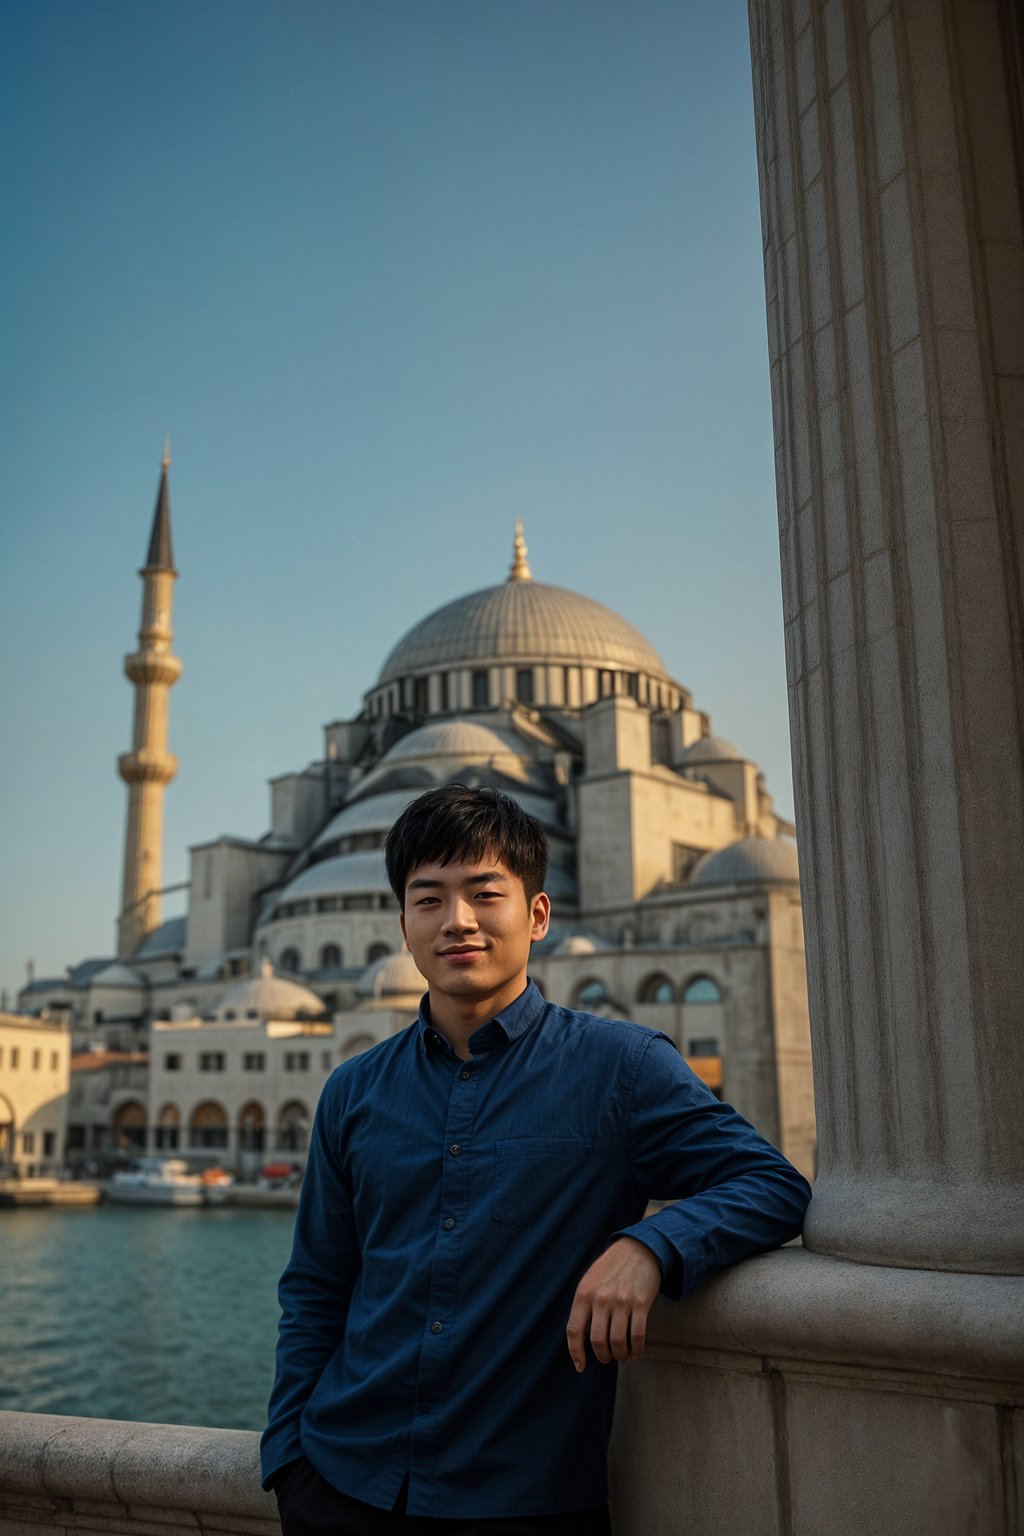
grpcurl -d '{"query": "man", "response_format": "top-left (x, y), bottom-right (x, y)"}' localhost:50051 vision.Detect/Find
top-left (262, 784), bottom-right (811, 1535)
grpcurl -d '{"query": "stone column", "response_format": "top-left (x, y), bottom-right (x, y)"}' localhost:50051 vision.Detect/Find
top-left (749, 0), bottom-right (1024, 1271)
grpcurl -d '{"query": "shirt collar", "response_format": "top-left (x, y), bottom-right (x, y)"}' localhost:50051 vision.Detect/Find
top-left (417, 977), bottom-right (546, 1054)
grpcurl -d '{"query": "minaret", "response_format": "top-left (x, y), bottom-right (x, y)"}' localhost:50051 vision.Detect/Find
top-left (116, 444), bottom-right (182, 958)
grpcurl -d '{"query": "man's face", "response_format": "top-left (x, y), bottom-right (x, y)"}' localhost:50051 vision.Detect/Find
top-left (400, 853), bottom-right (550, 1007)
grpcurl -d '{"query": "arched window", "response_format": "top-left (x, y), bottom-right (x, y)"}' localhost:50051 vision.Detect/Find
top-left (683, 976), bottom-right (723, 1004)
top-left (238, 1101), bottom-right (265, 1152)
top-left (155, 1103), bottom-right (180, 1151)
top-left (278, 1100), bottom-right (310, 1153)
top-left (639, 973), bottom-right (676, 1004)
top-left (189, 1100), bottom-right (228, 1149)
top-left (112, 1100), bottom-right (147, 1150)
top-left (280, 947), bottom-right (302, 973)
top-left (320, 943), bottom-right (342, 970)
top-left (574, 978), bottom-right (610, 1010)
top-left (366, 942), bottom-right (390, 964)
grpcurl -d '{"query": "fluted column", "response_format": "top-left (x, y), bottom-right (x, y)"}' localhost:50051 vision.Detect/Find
top-left (749, 0), bottom-right (1024, 1271)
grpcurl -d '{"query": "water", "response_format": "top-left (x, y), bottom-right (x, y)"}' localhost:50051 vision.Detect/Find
top-left (0, 1205), bottom-right (295, 1429)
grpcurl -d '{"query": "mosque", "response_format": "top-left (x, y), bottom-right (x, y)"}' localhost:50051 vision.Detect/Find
top-left (18, 455), bottom-right (815, 1178)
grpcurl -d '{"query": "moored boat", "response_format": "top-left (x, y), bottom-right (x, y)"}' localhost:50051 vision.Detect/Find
top-left (106, 1158), bottom-right (205, 1207)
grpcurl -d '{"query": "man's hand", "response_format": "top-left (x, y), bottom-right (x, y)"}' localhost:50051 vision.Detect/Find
top-left (565, 1236), bottom-right (662, 1372)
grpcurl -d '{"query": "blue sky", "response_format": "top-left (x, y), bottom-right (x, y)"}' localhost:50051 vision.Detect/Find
top-left (0, 1), bottom-right (791, 999)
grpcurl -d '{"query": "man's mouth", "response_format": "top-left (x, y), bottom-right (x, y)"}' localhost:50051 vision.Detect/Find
top-left (439, 946), bottom-right (488, 960)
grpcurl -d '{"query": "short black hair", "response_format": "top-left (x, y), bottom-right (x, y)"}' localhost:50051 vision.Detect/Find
top-left (385, 784), bottom-right (549, 905)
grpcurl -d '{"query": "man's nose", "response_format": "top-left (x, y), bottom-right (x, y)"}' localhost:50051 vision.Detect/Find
top-left (442, 898), bottom-right (478, 932)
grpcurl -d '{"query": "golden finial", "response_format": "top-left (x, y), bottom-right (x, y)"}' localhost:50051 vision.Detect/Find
top-left (162, 437), bottom-right (171, 470)
top-left (508, 517), bottom-right (533, 582)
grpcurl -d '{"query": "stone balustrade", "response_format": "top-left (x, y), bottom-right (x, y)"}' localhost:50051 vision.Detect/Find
top-left (3, 1248), bottom-right (1022, 1536)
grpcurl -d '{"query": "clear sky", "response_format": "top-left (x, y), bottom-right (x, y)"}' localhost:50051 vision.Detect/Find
top-left (0, 0), bottom-right (792, 1001)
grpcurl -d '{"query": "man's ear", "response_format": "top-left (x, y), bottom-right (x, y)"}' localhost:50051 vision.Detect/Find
top-left (399, 909), bottom-right (409, 950)
top-left (530, 892), bottom-right (551, 943)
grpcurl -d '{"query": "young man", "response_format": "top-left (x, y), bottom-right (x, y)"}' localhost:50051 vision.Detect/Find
top-left (262, 785), bottom-right (811, 1535)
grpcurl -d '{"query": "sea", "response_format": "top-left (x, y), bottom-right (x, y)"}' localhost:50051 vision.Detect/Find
top-left (0, 1204), bottom-right (295, 1430)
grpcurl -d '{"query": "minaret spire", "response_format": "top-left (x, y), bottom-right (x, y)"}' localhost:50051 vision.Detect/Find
top-left (116, 447), bottom-right (182, 958)
top-left (507, 518), bottom-right (533, 582)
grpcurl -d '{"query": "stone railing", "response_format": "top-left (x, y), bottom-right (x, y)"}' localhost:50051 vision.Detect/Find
top-left (3, 1249), bottom-right (1022, 1536)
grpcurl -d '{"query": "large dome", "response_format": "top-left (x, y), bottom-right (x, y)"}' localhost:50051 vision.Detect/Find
top-left (690, 836), bottom-right (799, 888)
top-left (378, 580), bottom-right (666, 684)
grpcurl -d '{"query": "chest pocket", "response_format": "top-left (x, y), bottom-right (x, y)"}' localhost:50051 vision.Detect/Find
top-left (492, 1136), bottom-right (592, 1227)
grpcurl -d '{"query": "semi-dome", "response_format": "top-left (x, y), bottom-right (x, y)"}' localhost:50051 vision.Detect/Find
top-left (213, 959), bottom-right (327, 1021)
top-left (377, 529), bottom-right (667, 684)
top-left (273, 849), bottom-right (392, 905)
top-left (689, 836), bottom-right (799, 888)
top-left (355, 949), bottom-right (426, 1002)
top-left (382, 720), bottom-right (526, 763)
top-left (681, 734), bottom-right (744, 764)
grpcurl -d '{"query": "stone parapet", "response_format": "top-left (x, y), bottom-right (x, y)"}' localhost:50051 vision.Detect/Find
top-left (0, 1412), bottom-right (279, 1536)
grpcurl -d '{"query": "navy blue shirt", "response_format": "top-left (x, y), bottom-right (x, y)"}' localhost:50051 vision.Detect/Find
top-left (262, 980), bottom-right (810, 1518)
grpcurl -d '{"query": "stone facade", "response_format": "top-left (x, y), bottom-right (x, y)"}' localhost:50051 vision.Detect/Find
top-left (0, 1013), bottom-right (70, 1176)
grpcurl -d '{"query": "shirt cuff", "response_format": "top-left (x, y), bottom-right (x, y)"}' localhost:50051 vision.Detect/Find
top-left (612, 1207), bottom-right (708, 1301)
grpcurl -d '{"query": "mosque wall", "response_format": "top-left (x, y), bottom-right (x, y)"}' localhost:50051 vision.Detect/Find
top-left (0, 1014), bottom-right (70, 1176)
top-left (185, 840), bottom-right (293, 970)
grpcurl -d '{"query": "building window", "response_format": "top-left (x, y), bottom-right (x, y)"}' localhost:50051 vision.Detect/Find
top-left (0, 1047), bottom-right (3, 1068)
top-left (243, 1052), bottom-right (266, 1071)
top-left (688, 1038), bottom-right (719, 1057)
top-left (11, 1048), bottom-right (20, 1069)
top-left (238, 1102), bottom-right (265, 1152)
top-left (516, 668), bottom-right (534, 705)
top-left (155, 1104), bottom-right (181, 1150)
top-left (440, 672), bottom-right (449, 711)
top-left (22, 1132), bottom-right (35, 1155)
top-left (189, 1101), bottom-right (228, 1150)
top-left (320, 943), bottom-right (342, 969)
top-left (278, 1100), bottom-right (310, 1152)
top-left (32, 1050), bottom-right (41, 1070)
top-left (472, 670), bottom-right (489, 708)
top-left (50, 1051), bottom-right (59, 1071)
top-left (413, 676), bottom-right (428, 715)
top-left (199, 1052), bottom-right (226, 1072)
top-left (672, 844), bottom-right (702, 883)
top-left (280, 947), bottom-right (302, 972)
top-left (67, 1125), bottom-right (86, 1150)
top-left (285, 1051), bottom-right (311, 1072)
top-left (342, 895), bottom-right (373, 911)
top-left (683, 976), bottom-right (723, 1004)
top-left (316, 897), bottom-right (342, 913)
top-left (366, 942), bottom-right (390, 964)
top-left (627, 672), bottom-right (640, 700)
top-left (43, 1130), bottom-right (56, 1158)
top-left (574, 979), bottom-right (610, 1010)
top-left (321, 1051), bottom-right (333, 1071)
top-left (639, 974), bottom-right (676, 1004)
top-left (164, 1053), bottom-right (182, 1071)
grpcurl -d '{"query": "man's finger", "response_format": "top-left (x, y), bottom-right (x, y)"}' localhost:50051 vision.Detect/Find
top-left (588, 1298), bottom-right (613, 1364)
top-left (565, 1294), bottom-right (591, 1373)
top-left (609, 1299), bottom-right (631, 1362)
top-left (629, 1308), bottom-right (648, 1359)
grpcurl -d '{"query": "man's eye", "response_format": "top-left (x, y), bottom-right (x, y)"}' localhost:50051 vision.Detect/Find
top-left (477, 891), bottom-right (500, 900)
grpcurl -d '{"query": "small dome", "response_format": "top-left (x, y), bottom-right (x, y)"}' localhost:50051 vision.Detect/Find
top-left (690, 836), bottom-right (799, 888)
top-left (213, 959), bottom-right (327, 1022)
top-left (681, 734), bottom-right (744, 765)
top-left (135, 915), bottom-right (187, 957)
top-left (355, 949), bottom-right (426, 1002)
top-left (274, 849), bottom-right (392, 904)
top-left (382, 720), bottom-right (527, 764)
top-left (90, 962), bottom-right (146, 989)
top-left (551, 933), bottom-right (611, 956)
top-left (377, 576), bottom-right (667, 686)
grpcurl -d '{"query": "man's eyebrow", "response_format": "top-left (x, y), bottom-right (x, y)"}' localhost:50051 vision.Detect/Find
top-left (406, 871), bottom-right (509, 892)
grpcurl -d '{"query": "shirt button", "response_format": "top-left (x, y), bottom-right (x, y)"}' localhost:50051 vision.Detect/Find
top-left (431, 1321), bottom-right (443, 1334)
top-left (460, 1069), bottom-right (471, 1080)
top-left (449, 1144), bottom-right (461, 1157)
top-left (443, 1217), bottom-right (456, 1231)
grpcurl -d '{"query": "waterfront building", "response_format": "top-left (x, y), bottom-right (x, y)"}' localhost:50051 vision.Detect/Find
top-left (18, 488), bottom-right (815, 1178)
top-left (0, 1011), bottom-right (70, 1176)
top-left (66, 1048), bottom-right (149, 1166)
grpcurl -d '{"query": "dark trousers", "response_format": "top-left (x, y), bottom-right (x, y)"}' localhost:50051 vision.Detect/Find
top-left (275, 1457), bottom-right (612, 1536)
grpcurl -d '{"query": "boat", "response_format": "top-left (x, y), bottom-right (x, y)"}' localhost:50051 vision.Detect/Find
top-left (106, 1158), bottom-right (205, 1207)
top-left (199, 1167), bottom-right (235, 1205)
top-left (228, 1162), bottom-right (302, 1208)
